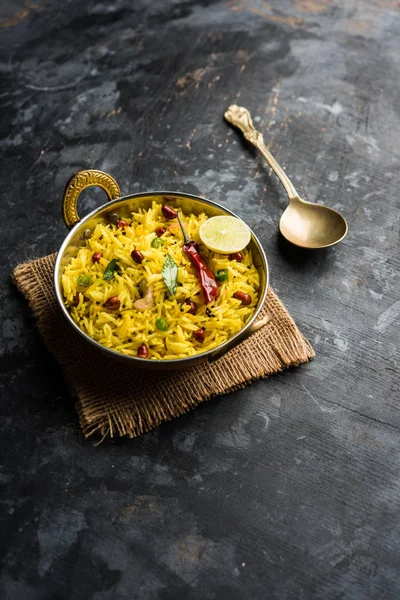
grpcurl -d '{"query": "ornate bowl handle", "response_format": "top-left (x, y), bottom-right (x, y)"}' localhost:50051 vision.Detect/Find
top-left (62, 169), bottom-right (121, 229)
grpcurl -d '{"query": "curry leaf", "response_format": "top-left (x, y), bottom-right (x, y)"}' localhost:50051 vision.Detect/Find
top-left (162, 254), bottom-right (178, 295)
top-left (103, 259), bottom-right (120, 281)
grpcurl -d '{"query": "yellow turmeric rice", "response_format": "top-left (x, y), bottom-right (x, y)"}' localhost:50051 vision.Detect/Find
top-left (61, 201), bottom-right (259, 360)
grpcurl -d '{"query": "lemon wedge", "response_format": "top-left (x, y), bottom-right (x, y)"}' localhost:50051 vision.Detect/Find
top-left (199, 216), bottom-right (251, 254)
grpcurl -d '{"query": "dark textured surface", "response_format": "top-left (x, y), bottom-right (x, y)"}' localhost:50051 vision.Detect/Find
top-left (1, 1), bottom-right (400, 598)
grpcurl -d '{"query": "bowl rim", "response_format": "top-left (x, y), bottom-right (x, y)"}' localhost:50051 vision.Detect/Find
top-left (54, 190), bottom-right (269, 365)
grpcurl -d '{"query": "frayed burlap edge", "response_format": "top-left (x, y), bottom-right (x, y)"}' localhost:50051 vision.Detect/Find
top-left (13, 254), bottom-right (314, 440)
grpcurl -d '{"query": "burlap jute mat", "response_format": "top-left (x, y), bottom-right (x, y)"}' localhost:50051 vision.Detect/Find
top-left (13, 254), bottom-right (314, 440)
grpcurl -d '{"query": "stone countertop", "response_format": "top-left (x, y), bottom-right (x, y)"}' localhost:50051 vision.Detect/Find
top-left (1, 1), bottom-right (399, 598)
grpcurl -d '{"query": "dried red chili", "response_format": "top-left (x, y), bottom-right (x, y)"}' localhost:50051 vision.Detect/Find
top-left (176, 212), bottom-right (218, 304)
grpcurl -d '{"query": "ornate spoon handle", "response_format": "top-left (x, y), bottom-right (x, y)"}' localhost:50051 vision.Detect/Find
top-left (224, 104), bottom-right (299, 201)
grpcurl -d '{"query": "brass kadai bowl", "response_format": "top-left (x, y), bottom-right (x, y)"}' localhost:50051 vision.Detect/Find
top-left (54, 170), bottom-right (270, 371)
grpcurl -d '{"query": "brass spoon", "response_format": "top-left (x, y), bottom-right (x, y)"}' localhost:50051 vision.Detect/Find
top-left (224, 105), bottom-right (348, 249)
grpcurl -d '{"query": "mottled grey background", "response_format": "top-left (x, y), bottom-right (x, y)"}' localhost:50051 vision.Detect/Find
top-left (1, 0), bottom-right (399, 599)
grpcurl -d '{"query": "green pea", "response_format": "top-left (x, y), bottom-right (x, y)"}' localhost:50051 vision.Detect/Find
top-left (151, 237), bottom-right (165, 249)
top-left (156, 317), bottom-right (168, 332)
top-left (215, 269), bottom-right (229, 283)
top-left (77, 273), bottom-right (91, 287)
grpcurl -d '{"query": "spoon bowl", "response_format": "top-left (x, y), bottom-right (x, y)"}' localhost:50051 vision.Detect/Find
top-left (225, 105), bottom-right (348, 249)
top-left (280, 197), bottom-right (348, 249)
